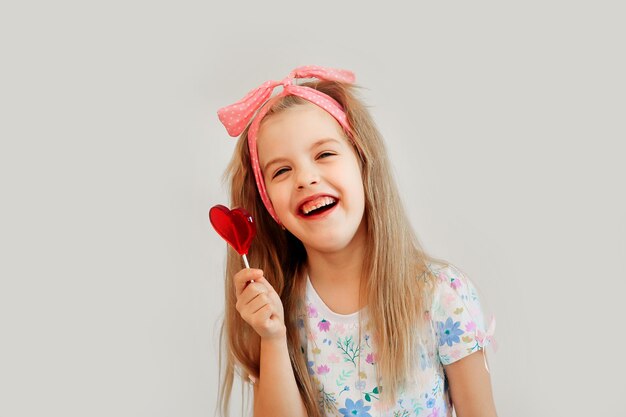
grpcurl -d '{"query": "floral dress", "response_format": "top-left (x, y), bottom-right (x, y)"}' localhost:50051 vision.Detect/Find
top-left (298, 262), bottom-right (494, 417)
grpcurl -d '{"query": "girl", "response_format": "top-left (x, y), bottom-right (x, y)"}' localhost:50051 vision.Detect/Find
top-left (215, 66), bottom-right (497, 417)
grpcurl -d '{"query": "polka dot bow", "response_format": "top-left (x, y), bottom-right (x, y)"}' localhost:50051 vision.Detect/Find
top-left (217, 65), bottom-right (357, 224)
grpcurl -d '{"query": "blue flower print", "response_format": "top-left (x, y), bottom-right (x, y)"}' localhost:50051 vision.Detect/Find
top-left (339, 398), bottom-right (372, 417)
top-left (307, 360), bottom-right (315, 375)
top-left (426, 397), bottom-right (435, 408)
top-left (437, 317), bottom-right (464, 347)
top-left (418, 345), bottom-right (431, 370)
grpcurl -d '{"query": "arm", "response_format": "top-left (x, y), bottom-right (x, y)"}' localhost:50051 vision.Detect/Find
top-left (233, 269), bottom-right (307, 417)
top-left (444, 350), bottom-right (498, 417)
top-left (253, 336), bottom-right (307, 417)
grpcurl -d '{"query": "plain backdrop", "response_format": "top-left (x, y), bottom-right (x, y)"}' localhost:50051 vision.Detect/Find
top-left (1, 1), bottom-right (624, 416)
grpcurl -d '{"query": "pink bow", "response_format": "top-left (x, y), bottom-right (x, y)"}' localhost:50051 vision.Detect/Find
top-left (216, 65), bottom-right (357, 224)
top-left (475, 315), bottom-right (497, 350)
top-left (218, 65), bottom-right (355, 137)
top-left (475, 315), bottom-right (497, 373)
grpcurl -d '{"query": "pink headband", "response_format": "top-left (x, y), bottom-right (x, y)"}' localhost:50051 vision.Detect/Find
top-left (217, 65), bottom-right (356, 224)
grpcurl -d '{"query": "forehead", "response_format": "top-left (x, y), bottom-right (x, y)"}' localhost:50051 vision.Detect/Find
top-left (256, 102), bottom-right (349, 158)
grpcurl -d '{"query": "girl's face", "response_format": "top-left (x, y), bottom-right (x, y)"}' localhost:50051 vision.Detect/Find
top-left (257, 102), bottom-right (366, 254)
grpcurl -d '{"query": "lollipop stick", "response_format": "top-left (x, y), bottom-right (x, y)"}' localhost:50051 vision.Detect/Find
top-left (242, 254), bottom-right (254, 283)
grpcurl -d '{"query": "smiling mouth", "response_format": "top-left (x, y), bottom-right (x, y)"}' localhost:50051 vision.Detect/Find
top-left (299, 196), bottom-right (338, 217)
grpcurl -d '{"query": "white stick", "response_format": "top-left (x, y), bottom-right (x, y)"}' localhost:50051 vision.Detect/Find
top-left (242, 254), bottom-right (254, 283)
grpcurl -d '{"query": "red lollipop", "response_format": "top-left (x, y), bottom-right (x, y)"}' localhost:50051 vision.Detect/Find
top-left (209, 205), bottom-right (256, 268)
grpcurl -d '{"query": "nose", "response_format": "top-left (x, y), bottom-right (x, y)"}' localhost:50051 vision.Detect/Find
top-left (296, 164), bottom-right (320, 190)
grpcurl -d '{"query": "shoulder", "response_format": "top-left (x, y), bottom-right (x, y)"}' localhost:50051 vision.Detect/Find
top-left (425, 261), bottom-right (492, 365)
top-left (425, 261), bottom-right (482, 307)
top-left (426, 261), bottom-right (471, 286)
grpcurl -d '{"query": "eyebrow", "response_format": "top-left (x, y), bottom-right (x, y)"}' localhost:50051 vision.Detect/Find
top-left (262, 138), bottom-right (342, 173)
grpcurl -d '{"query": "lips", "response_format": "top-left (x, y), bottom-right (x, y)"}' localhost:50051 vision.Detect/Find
top-left (296, 194), bottom-right (339, 216)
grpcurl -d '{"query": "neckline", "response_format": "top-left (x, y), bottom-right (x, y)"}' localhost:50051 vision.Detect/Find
top-left (305, 274), bottom-right (366, 320)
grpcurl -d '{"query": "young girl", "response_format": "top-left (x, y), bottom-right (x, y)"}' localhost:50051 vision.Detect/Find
top-left (215, 66), bottom-right (497, 417)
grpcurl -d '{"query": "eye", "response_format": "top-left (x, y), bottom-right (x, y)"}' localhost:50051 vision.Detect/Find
top-left (272, 167), bottom-right (290, 179)
top-left (317, 151), bottom-right (336, 159)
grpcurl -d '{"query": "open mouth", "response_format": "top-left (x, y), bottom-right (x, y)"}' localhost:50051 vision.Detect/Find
top-left (299, 196), bottom-right (338, 217)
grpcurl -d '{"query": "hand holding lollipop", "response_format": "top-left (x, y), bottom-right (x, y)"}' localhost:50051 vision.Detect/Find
top-left (209, 205), bottom-right (284, 347)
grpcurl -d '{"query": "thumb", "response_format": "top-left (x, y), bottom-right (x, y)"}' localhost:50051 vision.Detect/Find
top-left (254, 276), bottom-right (277, 294)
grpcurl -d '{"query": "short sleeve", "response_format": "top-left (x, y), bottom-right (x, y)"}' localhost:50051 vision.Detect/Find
top-left (429, 263), bottom-right (493, 365)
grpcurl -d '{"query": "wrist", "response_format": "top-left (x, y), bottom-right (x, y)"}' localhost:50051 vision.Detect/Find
top-left (260, 327), bottom-right (288, 347)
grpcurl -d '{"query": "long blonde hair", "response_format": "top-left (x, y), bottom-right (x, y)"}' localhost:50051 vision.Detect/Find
top-left (217, 80), bottom-right (448, 416)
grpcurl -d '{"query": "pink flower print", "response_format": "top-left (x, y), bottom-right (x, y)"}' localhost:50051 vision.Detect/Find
top-left (437, 272), bottom-right (447, 282)
top-left (450, 278), bottom-right (462, 289)
top-left (328, 353), bottom-right (340, 363)
top-left (334, 323), bottom-right (346, 335)
top-left (318, 319), bottom-right (331, 332)
top-left (307, 304), bottom-right (318, 318)
top-left (317, 364), bottom-right (330, 375)
top-left (465, 321), bottom-right (476, 332)
top-left (444, 293), bottom-right (456, 306)
top-left (450, 349), bottom-right (462, 360)
top-left (427, 407), bottom-right (440, 417)
top-left (366, 353), bottom-right (376, 365)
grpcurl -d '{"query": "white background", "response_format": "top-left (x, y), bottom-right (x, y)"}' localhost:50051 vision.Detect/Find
top-left (1, 1), bottom-right (624, 416)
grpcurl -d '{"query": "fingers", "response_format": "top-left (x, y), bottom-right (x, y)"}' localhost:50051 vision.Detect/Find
top-left (234, 269), bottom-right (275, 314)
top-left (233, 268), bottom-right (264, 298)
top-left (246, 304), bottom-right (273, 331)
top-left (246, 291), bottom-right (273, 315)
top-left (253, 276), bottom-right (276, 295)
top-left (238, 282), bottom-right (269, 306)
top-left (232, 269), bottom-right (285, 340)
top-left (234, 271), bottom-right (281, 317)
top-left (237, 289), bottom-right (274, 326)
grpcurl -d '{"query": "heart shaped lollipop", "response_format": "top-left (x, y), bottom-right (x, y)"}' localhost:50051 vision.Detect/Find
top-left (209, 205), bottom-right (256, 268)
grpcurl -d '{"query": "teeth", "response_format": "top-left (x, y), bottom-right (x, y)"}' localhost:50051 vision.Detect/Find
top-left (302, 197), bottom-right (336, 214)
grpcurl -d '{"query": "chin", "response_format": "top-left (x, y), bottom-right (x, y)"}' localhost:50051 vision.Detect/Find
top-left (308, 241), bottom-right (349, 254)
top-left (303, 230), bottom-right (362, 254)
top-left (282, 215), bottom-right (366, 254)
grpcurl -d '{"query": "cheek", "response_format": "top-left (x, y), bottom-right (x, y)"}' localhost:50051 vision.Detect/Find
top-left (354, 182), bottom-right (366, 212)
top-left (266, 182), bottom-right (290, 213)
top-left (346, 165), bottom-right (365, 204)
